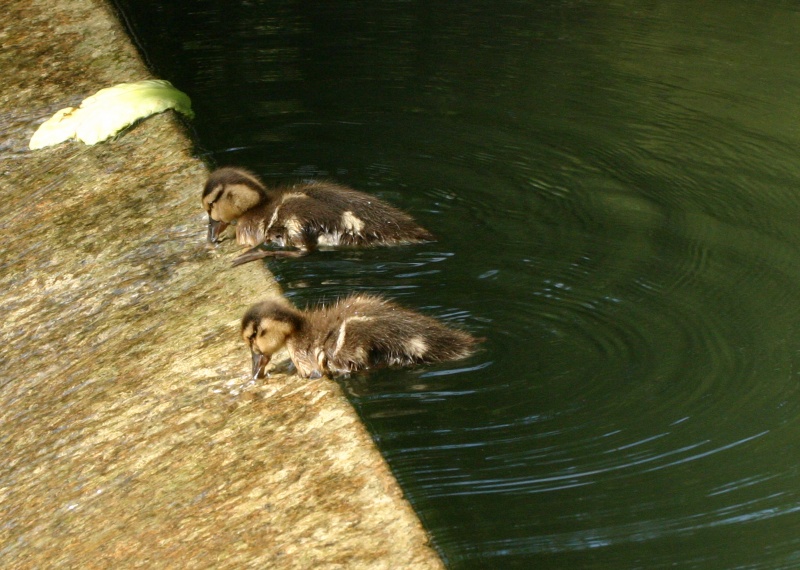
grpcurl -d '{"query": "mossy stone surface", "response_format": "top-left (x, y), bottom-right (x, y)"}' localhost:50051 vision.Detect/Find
top-left (0, 1), bottom-right (443, 568)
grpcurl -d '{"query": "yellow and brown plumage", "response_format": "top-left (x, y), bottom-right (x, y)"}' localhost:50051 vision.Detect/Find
top-left (201, 167), bottom-right (434, 266)
top-left (241, 294), bottom-right (479, 379)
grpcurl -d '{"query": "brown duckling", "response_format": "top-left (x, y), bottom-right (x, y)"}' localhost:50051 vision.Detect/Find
top-left (241, 294), bottom-right (479, 379)
top-left (201, 167), bottom-right (434, 266)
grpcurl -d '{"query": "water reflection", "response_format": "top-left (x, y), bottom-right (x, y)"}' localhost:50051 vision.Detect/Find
top-left (113, 0), bottom-right (800, 567)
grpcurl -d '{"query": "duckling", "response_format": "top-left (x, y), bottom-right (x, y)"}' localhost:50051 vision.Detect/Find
top-left (201, 167), bottom-right (435, 266)
top-left (241, 294), bottom-right (479, 379)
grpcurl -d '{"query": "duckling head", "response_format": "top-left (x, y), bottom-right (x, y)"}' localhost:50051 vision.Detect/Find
top-left (241, 298), bottom-right (304, 380)
top-left (202, 167), bottom-right (268, 243)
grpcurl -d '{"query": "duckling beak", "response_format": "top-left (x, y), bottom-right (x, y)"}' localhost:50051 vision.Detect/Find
top-left (207, 215), bottom-right (229, 244)
top-left (251, 351), bottom-right (270, 380)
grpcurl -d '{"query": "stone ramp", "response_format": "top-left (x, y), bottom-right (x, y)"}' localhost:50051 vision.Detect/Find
top-left (0, 0), bottom-right (444, 568)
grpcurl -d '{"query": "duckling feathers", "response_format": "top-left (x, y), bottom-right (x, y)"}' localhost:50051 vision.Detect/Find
top-left (236, 180), bottom-right (434, 249)
top-left (285, 294), bottom-right (477, 377)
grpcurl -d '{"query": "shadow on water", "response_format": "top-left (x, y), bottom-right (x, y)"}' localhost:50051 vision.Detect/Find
top-left (113, 0), bottom-right (800, 567)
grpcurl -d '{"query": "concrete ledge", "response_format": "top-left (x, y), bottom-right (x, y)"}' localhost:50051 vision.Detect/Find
top-left (0, 0), bottom-right (444, 568)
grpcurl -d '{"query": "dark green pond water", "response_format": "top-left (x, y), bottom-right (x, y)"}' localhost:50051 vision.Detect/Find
top-left (113, 1), bottom-right (800, 567)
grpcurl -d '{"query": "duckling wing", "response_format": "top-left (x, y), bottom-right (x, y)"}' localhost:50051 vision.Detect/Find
top-left (364, 313), bottom-right (476, 366)
top-left (284, 183), bottom-right (434, 246)
top-left (322, 299), bottom-right (475, 372)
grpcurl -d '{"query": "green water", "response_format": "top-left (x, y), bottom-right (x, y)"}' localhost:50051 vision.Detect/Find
top-left (114, 1), bottom-right (800, 567)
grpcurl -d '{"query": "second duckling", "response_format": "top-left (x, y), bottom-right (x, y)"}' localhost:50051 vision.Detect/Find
top-left (241, 294), bottom-right (479, 379)
top-left (202, 167), bottom-right (434, 266)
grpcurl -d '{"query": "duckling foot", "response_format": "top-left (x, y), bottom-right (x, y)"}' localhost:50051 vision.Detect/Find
top-left (231, 246), bottom-right (308, 267)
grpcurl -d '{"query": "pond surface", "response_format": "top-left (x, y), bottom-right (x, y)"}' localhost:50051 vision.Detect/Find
top-left (113, 1), bottom-right (800, 567)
